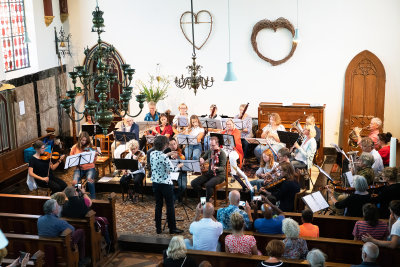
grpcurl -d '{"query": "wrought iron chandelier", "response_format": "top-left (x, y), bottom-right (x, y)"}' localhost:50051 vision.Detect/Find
top-left (60, 2), bottom-right (146, 134)
top-left (175, 0), bottom-right (214, 95)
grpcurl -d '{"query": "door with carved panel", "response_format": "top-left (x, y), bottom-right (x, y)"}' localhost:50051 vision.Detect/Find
top-left (342, 50), bottom-right (386, 152)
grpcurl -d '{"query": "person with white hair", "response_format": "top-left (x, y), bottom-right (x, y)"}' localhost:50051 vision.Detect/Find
top-left (327, 175), bottom-right (372, 217)
top-left (216, 190), bottom-right (253, 230)
top-left (282, 218), bottom-right (308, 259)
top-left (112, 116), bottom-right (139, 159)
top-left (360, 137), bottom-right (384, 175)
top-left (354, 117), bottom-right (382, 150)
top-left (306, 249), bottom-right (326, 267)
top-left (163, 236), bottom-right (197, 267)
top-left (350, 242), bottom-right (380, 267)
top-left (290, 124), bottom-right (317, 170)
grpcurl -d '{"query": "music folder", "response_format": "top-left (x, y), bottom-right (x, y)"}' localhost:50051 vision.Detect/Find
top-left (210, 133), bottom-right (235, 149)
top-left (113, 158), bottom-right (139, 171)
top-left (82, 125), bottom-right (101, 136)
top-left (302, 191), bottom-right (329, 213)
top-left (277, 130), bottom-right (299, 148)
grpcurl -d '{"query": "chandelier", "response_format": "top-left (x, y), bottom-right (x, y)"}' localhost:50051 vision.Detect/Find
top-left (175, 0), bottom-right (214, 95)
top-left (60, 2), bottom-right (146, 134)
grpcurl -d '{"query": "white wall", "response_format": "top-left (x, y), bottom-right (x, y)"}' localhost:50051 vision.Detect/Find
top-left (66, 0), bottom-right (400, 146)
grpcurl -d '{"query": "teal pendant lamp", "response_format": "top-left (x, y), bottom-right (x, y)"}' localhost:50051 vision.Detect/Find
top-left (224, 0), bottom-right (237, 81)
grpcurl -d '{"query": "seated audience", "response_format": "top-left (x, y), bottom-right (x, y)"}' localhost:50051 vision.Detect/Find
top-left (351, 242), bottom-right (380, 267)
top-left (353, 203), bottom-right (389, 241)
top-left (254, 197), bottom-right (285, 234)
top-left (257, 239), bottom-right (286, 267)
top-left (185, 202), bottom-right (223, 251)
top-left (299, 209), bottom-right (319, 238)
top-left (163, 236), bottom-right (196, 267)
top-left (216, 190), bottom-right (253, 230)
top-left (282, 218), bottom-right (308, 260)
top-left (374, 167), bottom-right (400, 218)
top-left (224, 212), bottom-right (258, 255)
top-left (362, 200), bottom-right (400, 249)
top-left (356, 152), bottom-right (375, 185)
top-left (250, 149), bottom-right (279, 191)
top-left (191, 136), bottom-right (227, 202)
top-left (51, 191), bottom-right (67, 206)
top-left (360, 137), bottom-right (384, 175)
top-left (306, 249), bottom-right (326, 267)
top-left (37, 199), bottom-right (90, 266)
top-left (328, 175), bottom-right (372, 217)
top-left (61, 186), bottom-right (91, 218)
top-left (377, 132), bottom-right (392, 166)
top-left (199, 261), bottom-right (212, 267)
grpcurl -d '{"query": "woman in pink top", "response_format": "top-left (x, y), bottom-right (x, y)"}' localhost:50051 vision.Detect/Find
top-left (225, 212), bottom-right (258, 255)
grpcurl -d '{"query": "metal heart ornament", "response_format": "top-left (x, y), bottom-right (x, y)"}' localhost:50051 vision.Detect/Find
top-left (180, 10), bottom-right (213, 50)
top-left (251, 17), bottom-right (297, 66)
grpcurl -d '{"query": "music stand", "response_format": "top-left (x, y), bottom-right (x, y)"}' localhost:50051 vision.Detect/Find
top-left (145, 135), bottom-right (156, 145)
top-left (277, 131), bottom-right (299, 148)
top-left (114, 158), bottom-right (144, 206)
top-left (65, 151), bottom-right (96, 190)
top-left (82, 125), bottom-right (101, 137)
top-left (210, 133), bottom-right (235, 150)
top-left (114, 131), bottom-right (136, 154)
top-left (199, 118), bottom-right (222, 131)
top-left (313, 163), bottom-right (335, 214)
top-left (221, 118), bottom-right (244, 130)
top-left (176, 116), bottom-right (188, 128)
top-left (176, 134), bottom-right (198, 160)
top-left (302, 191), bottom-right (330, 213)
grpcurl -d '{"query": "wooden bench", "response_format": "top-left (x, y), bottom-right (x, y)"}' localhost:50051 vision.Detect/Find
top-left (219, 231), bottom-right (399, 266)
top-left (187, 250), bottom-right (350, 267)
top-left (0, 210), bottom-right (104, 267)
top-left (0, 193), bottom-right (118, 253)
top-left (1, 250), bottom-right (45, 267)
top-left (5, 228), bottom-right (79, 267)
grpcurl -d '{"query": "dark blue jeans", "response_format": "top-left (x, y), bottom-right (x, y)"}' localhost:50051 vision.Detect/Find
top-left (152, 182), bottom-right (176, 232)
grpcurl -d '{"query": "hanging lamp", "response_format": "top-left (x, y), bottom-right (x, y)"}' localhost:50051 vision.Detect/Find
top-left (224, 0), bottom-right (237, 81)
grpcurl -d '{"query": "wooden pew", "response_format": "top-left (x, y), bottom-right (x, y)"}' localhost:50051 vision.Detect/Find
top-left (0, 211), bottom-right (104, 267)
top-left (219, 232), bottom-right (399, 266)
top-left (1, 250), bottom-right (45, 267)
top-left (5, 228), bottom-right (79, 267)
top-left (187, 250), bottom-right (350, 267)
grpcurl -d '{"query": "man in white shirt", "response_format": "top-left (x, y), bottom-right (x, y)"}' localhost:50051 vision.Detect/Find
top-left (185, 202), bottom-right (223, 251)
top-left (360, 137), bottom-right (383, 175)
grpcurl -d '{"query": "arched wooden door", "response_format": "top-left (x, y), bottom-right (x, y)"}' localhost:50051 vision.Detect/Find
top-left (342, 50), bottom-right (386, 152)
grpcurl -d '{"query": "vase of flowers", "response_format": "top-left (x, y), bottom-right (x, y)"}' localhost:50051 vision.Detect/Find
top-left (136, 74), bottom-right (171, 103)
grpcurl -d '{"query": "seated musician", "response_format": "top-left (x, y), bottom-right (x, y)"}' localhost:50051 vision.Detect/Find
top-left (203, 104), bottom-right (222, 151)
top-left (144, 101), bottom-right (160, 122)
top-left (355, 152), bottom-right (375, 185)
top-left (183, 115), bottom-right (204, 160)
top-left (224, 212), bottom-right (258, 255)
top-left (305, 115), bottom-right (321, 148)
top-left (112, 117), bottom-right (140, 159)
top-left (120, 139), bottom-right (146, 203)
top-left (191, 136), bottom-right (226, 202)
top-left (254, 112), bottom-right (285, 161)
top-left (220, 119), bottom-right (246, 187)
top-left (362, 200), bottom-right (400, 249)
top-left (282, 218), bottom-right (308, 260)
top-left (234, 104), bottom-right (253, 157)
top-left (150, 113), bottom-right (173, 138)
top-left (70, 131), bottom-right (98, 199)
top-left (277, 147), bottom-right (291, 164)
top-left (28, 140), bottom-right (67, 194)
top-left (360, 137), bottom-right (384, 175)
top-left (290, 124), bottom-right (317, 170)
top-left (353, 203), bottom-right (389, 241)
top-left (250, 149), bottom-right (279, 191)
top-left (374, 167), bottom-right (400, 218)
top-left (172, 103), bottom-right (189, 134)
top-left (377, 132), bottom-right (392, 166)
top-left (354, 117), bottom-right (382, 150)
top-left (262, 162), bottom-right (300, 212)
top-left (327, 175), bottom-right (372, 217)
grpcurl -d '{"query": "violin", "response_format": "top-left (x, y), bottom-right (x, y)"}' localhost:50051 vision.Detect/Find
top-left (39, 151), bottom-right (61, 161)
top-left (264, 178), bottom-right (286, 190)
top-left (332, 182), bottom-right (387, 194)
top-left (177, 148), bottom-right (185, 160)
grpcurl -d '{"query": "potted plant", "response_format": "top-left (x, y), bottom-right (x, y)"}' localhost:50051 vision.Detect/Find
top-left (136, 74), bottom-right (171, 103)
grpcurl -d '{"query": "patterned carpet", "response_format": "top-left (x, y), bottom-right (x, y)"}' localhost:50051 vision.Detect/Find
top-left (105, 252), bottom-right (162, 267)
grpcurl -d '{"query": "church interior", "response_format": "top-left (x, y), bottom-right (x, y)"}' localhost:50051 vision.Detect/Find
top-left (0, 0), bottom-right (399, 266)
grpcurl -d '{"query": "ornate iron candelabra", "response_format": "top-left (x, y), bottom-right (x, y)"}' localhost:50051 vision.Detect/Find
top-left (175, 0), bottom-right (214, 95)
top-left (60, 3), bottom-right (146, 134)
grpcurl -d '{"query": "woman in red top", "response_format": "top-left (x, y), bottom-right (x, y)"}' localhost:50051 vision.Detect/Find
top-left (153, 113), bottom-right (173, 138)
top-left (377, 132), bottom-right (392, 166)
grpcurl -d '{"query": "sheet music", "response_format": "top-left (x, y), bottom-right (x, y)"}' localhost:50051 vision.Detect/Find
top-left (170, 159), bottom-right (201, 173)
top-left (176, 134), bottom-right (198, 145)
top-left (221, 118), bottom-right (244, 130)
top-left (170, 172), bottom-right (180, 181)
top-left (303, 194), bottom-right (320, 213)
top-left (312, 191), bottom-right (330, 210)
top-left (345, 171), bottom-right (354, 187)
top-left (64, 151), bottom-right (96, 169)
top-left (302, 191), bottom-right (329, 213)
top-left (199, 118), bottom-right (223, 129)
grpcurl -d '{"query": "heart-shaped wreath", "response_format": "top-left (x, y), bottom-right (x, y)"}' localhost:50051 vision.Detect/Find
top-left (251, 17), bottom-right (297, 66)
top-left (180, 10), bottom-right (213, 50)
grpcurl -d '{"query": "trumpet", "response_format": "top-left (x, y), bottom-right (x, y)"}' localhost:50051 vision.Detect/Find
top-left (348, 126), bottom-right (369, 147)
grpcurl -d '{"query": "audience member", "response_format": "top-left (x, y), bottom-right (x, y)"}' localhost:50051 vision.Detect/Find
top-left (163, 236), bottom-right (196, 267)
top-left (374, 167), bottom-right (400, 218)
top-left (184, 202), bottom-right (223, 251)
top-left (199, 261), bottom-right (212, 267)
top-left (37, 199), bottom-right (90, 266)
top-left (353, 203), bottom-right (389, 241)
top-left (362, 200), bottom-right (400, 249)
top-left (257, 239), bottom-right (286, 267)
top-left (306, 249), bottom-right (326, 267)
top-left (0, 231), bottom-right (30, 267)
top-left (224, 212), bottom-right (258, 255)
top-left (351, 242), bottom-right (380, 267)
top-left (51, 191), bottom-right (67, 206)
top-left (299, 209), bottom-right (319, 238)
top-left (61, 186), bottom-right (91, 218)
top-left (216, 190), bottom-right (253, 230)
top-left (282, 218), bottom-right (308, 260)
top-left (254, 197), bottom-right (285, 234)
top-left (328, 175), bottom-right (372, 217)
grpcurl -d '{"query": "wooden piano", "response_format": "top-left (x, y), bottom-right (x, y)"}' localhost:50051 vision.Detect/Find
top-left (257, 102), bottom-right (325, 163)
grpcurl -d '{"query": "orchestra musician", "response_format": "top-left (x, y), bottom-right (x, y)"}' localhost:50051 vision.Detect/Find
top-left (254, 113), bottom-right (286, 161)
top-left (149, 113), bottom-right (173, 138)
top-left (290, 125), bottom-right (317, 170)
top-left (28, 140), bottom-right (67, 194)
top-left (203, 104), bottom-right (222, 151)
top-left (305, 115), bottom-right (321, 148)
top-left (234, 104), bottom-right (253, 157)
top-left (120, 139), bottom-right (147, 203)
top-left (373, 167), bottom-right (400, 218)
top-left (144, 101), bottom-right (160, 122)
top-left (191, 136), bottom-right (227, 202)
top-left (377, 132), bottom-right (392, 167)
top-left (354, 117), bottom-right (382, 150)
top-left (355, 152), bottom-right (375, 185)
top-left (70, 131), bottom-right (98, 199)
top-left (172, 103), bottom-right (190, 135)
top-left (183, 115), bottom-right (205, 160)
top-left (360, 137), bottom-right (384, 175)
top-left (112, 117), bottom-right (140, 159)
top-left (250, 149), bottom-right (279, 191)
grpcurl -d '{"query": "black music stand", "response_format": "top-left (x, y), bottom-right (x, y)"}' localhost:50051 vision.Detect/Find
top-left (210, 133), bottom-right (235, 149)
top-left (313, 163), bottom-right (335, 214)
top-left (199, 118), bottom-right (222, 132)
top-left (176, 134), bottom-right (198, 160)
top-left (277, 131), bottom-right (299, 148)
top-left (114, 158), bottom-right (144, 206)
top-left (82, 125), bottom-right (101, 137)
top-left (65, 151), bottom-right (96, 190)
top-left (114, 131), bottom-right (136, 153)
top-left (145, 135), bottom-right (156, 146)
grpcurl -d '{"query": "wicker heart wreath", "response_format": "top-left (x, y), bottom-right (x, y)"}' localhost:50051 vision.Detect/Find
top-left (251, 17), bottom-right (297, 66)
top-left (180, 10), bottom-right (213, 50)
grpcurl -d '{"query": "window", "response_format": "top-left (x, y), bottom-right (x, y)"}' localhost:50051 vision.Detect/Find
top-left (0, 0), bottom-right (30, 72)
top-left (0, 94), bottom-right (10, 153)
